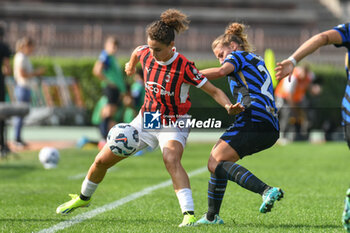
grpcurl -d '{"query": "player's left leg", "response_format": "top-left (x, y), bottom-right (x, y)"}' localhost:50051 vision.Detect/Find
top-left (162, 140), bottom-right (196, 227)
top-left (197, 137), bottom-right (283, 225)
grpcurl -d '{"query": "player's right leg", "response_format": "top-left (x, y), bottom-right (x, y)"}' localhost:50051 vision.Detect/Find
top-left (56, 144), bottom-right (125, 215)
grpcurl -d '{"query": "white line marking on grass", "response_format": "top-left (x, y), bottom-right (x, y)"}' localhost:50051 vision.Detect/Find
top-left (38, 166), bottom-right (207, 233)
top-left (67, 167), bottom-right (118, 180)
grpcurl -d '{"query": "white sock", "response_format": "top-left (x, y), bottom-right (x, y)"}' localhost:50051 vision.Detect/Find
top-left (176, 188), bottom-right (194, 213)
top-left (81, 177), bottom-right (99, 198)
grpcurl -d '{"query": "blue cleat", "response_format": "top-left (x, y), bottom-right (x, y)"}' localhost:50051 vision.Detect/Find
top-left (195, 213), bottom-right (224, 225)
top-left (342, 188), bottom-right (350, 232)
top-left (259, 187), bottom-right (284, 213)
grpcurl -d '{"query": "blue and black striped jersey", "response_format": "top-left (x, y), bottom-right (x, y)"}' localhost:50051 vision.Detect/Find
top-left (333, 23), bottom-right (350, 124)
top-left (223, 51), bottom-right (279, 130)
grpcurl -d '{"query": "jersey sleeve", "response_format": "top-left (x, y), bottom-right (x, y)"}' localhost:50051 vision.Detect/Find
top-left (98, 50), bottom-right (109, 66)
top-left (183, 62), bottom-right (207, 88)
top-left (136, 45), bottom-right (149, 60)
top-left (223, 52), bottom-right (243, 72)
top-left (333, 23), bottom-right (350, 48)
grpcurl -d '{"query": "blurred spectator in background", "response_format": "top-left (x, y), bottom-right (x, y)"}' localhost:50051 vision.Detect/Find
top-left (122, 67), bottom-right (145, 124)
top-left (13, 37), bottom-right (45, 147)
top-left (275, 64), bottom-right (321, 142)
top-left (0, 24), bottom-right (12, 155)
top-left (93, 36), bottom-right (126, 140)
top-left (130, 67), bottom-right (145, 112)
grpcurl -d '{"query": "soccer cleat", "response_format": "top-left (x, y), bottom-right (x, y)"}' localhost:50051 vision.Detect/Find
top-left (56, 194), bottom-right (91, 215)
top-left (195, 213), bottom-right (224, 225)
top-left (178, 213), bottom-right (196, 227)
top-left (342, 188), bottom-right (350, 232)
top-left (259, 187), bottom-right (284, 213)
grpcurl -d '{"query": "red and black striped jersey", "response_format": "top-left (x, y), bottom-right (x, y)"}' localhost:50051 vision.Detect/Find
top-left (137, 45), bottom-right (207, 122)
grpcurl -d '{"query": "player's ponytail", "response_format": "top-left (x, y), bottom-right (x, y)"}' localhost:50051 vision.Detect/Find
top-left (212, 22), bottom-right (254, 52)
top-left (147, 9), bottom-right (189, 45)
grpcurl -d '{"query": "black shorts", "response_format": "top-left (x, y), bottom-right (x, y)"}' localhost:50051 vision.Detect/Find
top-left (220, 120), bottom-right (279, 159)
top-left (344, 123), bottom-right (350, 149)
top-left (103, 85), bottom-right (121, 105)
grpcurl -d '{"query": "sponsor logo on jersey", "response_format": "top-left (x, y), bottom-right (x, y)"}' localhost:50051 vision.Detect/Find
top-left (145, 81), bottom-right (175, 96)
top-left (194, 72), bottom-right (203, 81)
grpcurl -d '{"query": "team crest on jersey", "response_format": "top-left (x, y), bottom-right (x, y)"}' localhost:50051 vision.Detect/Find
top-left (165, 73), bottom-right (171, 82)
top-left (143, 110), bottom-right (161, 129)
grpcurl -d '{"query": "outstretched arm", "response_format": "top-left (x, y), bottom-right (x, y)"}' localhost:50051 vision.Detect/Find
top-left (125, 47), bottom-right (140, 76)
top-left (275, 29), bottom-right (343, 81)
top-left (200, 62), bottom-right (234, 80)
top-left (200, 81), bottom-right (244, 115)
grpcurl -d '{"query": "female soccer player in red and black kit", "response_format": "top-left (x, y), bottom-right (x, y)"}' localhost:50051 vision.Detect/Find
top-left (56, 9), bottom-right (244, 227)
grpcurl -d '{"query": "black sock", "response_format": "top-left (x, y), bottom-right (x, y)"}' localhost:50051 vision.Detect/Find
top-left (215, 161), bottom-right (270, 195)
top-left (183, 211), bottom-right (194, 215)
top-left (79, 193), bottom-right (91, 201)
top-left (207, 172), bottom-right (227, 221)
top-left (99, 117), bottom-right (111, 139)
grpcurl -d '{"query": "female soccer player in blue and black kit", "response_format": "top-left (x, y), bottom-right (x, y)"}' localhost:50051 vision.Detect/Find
top-left (275, 22), bottom-right (350, 233)
top-left (195, 22), bottom-right (284, 225)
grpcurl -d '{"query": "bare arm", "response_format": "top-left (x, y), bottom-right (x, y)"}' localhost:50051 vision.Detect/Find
top-left (19, 67), bottom-right (45, 79)
top-left (200, 81), bottom-right (244, 115)
top-left (125, 47), bottom-right (139, 76)
top-left (200, 62), bottom-right (235, 80)
top-left (2, 57), bottom-right (11, 76)
top-left (92, 60), bottom-right (106, 81)
top-left (275, 29), bottom-right (343, 80)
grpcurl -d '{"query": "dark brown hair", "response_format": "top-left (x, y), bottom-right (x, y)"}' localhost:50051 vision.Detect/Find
top-left (146, 9), bottom-right (189, 45)
top-left (105, 36), bottom-right (119, 46)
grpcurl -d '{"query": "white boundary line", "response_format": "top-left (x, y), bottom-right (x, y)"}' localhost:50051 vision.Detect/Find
top-left (38, 166), bottom-right (207, 233)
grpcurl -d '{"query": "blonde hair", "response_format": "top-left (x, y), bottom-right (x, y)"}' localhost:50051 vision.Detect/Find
top-left (16, 37), bottom-right (34, 52)
top-left (212, 23), bottom-right (253, 52)
top-left (146, 9), bottom-right (190, 45)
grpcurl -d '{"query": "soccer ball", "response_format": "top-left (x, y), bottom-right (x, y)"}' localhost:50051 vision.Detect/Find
top-left (39, 147), bottom-right (60, 169)
top-left (107, 123), bottom-right (140, 157)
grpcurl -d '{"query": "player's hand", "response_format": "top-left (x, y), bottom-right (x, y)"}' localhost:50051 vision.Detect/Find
top-left (225, 103), bottom-right (245, 115)
top-left (275, 59), bottom-right (294, 82)
top-left (125, 62), bottom-right (136, 76)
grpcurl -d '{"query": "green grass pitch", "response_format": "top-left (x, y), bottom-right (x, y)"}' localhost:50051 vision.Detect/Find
top-left (0, 142), bottom-right (348, 232)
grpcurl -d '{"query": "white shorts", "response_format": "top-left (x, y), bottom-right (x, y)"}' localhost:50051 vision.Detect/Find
top-left (129, 111), bottom-right (190, 152)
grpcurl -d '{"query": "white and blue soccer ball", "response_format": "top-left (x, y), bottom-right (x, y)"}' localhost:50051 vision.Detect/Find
top-left (39, 147), bottom-right (60, 169)
top-left (107, 123), bottom-right (140, 157)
